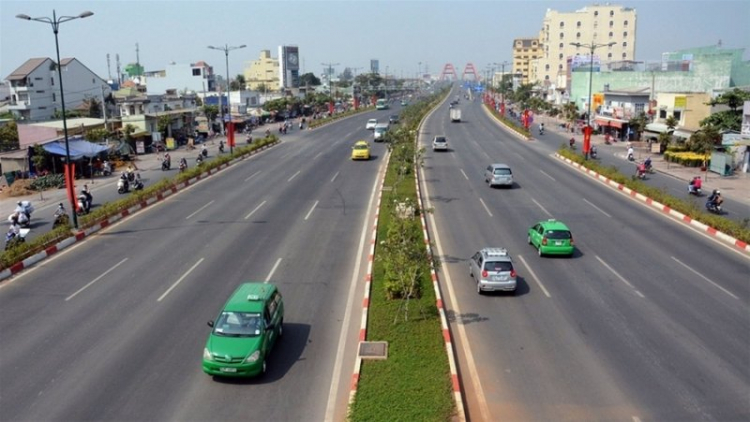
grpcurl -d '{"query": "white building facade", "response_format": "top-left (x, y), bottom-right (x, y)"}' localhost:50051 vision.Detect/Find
top-left (5, 57), bottom-right (111, 121)
top-left (146, 61), bottom-right (215, 95)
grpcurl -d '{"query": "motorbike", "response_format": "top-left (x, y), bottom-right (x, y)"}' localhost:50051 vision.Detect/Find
top-left (179, 161), bottom-right (187, 172)
top-left (538, 127), bottom-right (544, 136)
top-left (219, 142), bottom-right (225, 153)
top-left (688, 185), bottom-right (702, 196)
top-left (636, 167), bottom-right (647, 180)
top-left (590, 147), bottom-right (598, 159)
top-left (12, 201), bottom-right (34, 228)
top-left (627, 152), bottom-right (635, 161)
top-left (201, 148), bottom-right (208, 158)
top-left (196, 155), bottom-right (204, 165)
top-left (162, 159), bottom-right (171, 171)
top-left (705, 200), bottom-right (722, 214)
top-left (5, 228), bottom-right (30, 251)
top-left (133, 179), bottom-right (144, 191)
top-left (77, 194), bottom-right (91, 215)
top-left (102, 162), bottom-right (113, 176)
top-left (53, 204), bottom-right (70, 229)
top-left (117, 178), bottom-right (129, 194)
top-left (126, 170), bottom-right (135, 182)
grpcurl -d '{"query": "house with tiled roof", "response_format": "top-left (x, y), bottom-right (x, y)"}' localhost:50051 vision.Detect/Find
top-left (4, 57), bottom-right (111, 121)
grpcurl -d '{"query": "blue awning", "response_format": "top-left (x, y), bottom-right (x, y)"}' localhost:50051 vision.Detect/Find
top-left (42, 140), bottom-right (109, 160)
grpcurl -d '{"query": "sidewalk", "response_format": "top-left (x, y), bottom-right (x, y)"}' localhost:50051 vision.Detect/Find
top-left (539, 114), bottom-right (750, 207)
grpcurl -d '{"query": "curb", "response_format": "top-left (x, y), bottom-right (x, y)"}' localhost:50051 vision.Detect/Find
top-left (555, 153), bottom-right (750, 255)
top-left (0, 141), bottom-right (280, 281)
top-left (348, 151), bottom-right (389, 407)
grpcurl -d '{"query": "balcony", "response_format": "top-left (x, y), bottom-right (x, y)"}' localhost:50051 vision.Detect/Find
top-left (9, 100), bottom-right (31, 110)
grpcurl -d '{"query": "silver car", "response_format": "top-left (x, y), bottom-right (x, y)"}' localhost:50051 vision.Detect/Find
top-left (485, 163), bottom-right (513, 188)
top-left (432, 136), bottom-right (448, 151)
top-left (469, 248), bottom-right (517, 294)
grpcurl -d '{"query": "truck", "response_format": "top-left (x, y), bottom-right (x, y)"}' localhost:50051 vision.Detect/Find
top-left (450, 108), bottom-right (461, 123)
top-left (376, 98), bottom-right (389, 110)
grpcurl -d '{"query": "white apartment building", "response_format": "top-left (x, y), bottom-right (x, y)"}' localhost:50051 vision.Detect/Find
top-left (146, 61), bottom-right (216, 95)
top-left (5, 57), bottom-right (111, 121)
top-left (535, 4), bottom-right (637, 91)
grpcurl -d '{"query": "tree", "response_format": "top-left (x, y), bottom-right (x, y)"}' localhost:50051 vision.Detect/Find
top-left (299, 73), bottom-right (321, 86)
top-left (31, 144), bottom-right (48, 173)
top-left (562, 102), bottom-right (579, 126)
top-left (85, 128), bottom-right (109, 143)
top-left (0, 120), bottom-right (20, 151)
top-left (201, 105), bottom-right (219, 121)
top-left (195, 96), bottom-right (203, 107)
top-left (701, 88), bottom-right (750, 132)
top-left (157, 115), bottom-right (172, 138)
top-left (81, 96), bottom-right (102, 118)
top-left (230, 74), bottom-right (246, 91)
top-left (664, 115), bottom-right (678, 131)
top-left (628, 112), bottom-right (648, 141)
top-left (122, 124), bottom-right (136, 143)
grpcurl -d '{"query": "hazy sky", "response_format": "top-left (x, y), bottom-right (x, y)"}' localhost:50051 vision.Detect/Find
top-left (1, 0), bottom-right (748, 81)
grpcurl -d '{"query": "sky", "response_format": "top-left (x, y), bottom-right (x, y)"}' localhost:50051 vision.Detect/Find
top-left (1, 0), bottom-right (749, 82)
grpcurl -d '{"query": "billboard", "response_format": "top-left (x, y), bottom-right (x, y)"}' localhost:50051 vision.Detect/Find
top-left (570, 54), bottom-right (601, 72)
top-left (279, 45), bottom-right (300, 88)
top-left (370, 59), bottom-right (379, 74)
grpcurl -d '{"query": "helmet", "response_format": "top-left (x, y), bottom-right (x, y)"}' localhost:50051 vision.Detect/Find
top-left (716, 190), bottom-right (721, 194)
top-left (16, 201), bottom-right (22, 206)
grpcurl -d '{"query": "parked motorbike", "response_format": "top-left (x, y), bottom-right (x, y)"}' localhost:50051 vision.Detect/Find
top-left (117, 178), bottom-right (129, 194)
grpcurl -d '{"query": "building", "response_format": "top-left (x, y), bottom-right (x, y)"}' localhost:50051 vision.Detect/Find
top-left (145, 61), bottom-right (215, 95)
top-left (113, 90), bottom-right (198, 148)
top-left (279, 45), bottom-right (300, 89)
top-left (370, 59), bottom-right (379, 74)
top-left (5, 57), bottom-right (111, 121)
top-left (244, 50), bottom-right (280, 92)
top-left (535, 4), bottom-right (637, 93)
top-left (512, 38), bottom-right (543, 85)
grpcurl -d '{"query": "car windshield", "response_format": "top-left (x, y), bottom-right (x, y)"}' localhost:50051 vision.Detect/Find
top-left (354, 144), bottom-right (368, 150)
top-left (494, 168), bottom-right (511, 175)
top-left (368, 120), bottom-right (377, 124)
top-left (545, 230), bottom-right (571, 239)
top-left (213, 311), bottom-right (263, 337)
top-left (484, 261), bottom-right (513, 272)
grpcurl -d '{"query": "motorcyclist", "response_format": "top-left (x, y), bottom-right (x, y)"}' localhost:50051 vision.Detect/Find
top-left (119, 172), bottom-right (130, 191)
top-left (102, 160), bottom-right (112, 176)
top-left (636, 162), bottom-right (647, 178)
top-left (539, 123), bottom-right (545, 135)
top-left (179, 157), bottom-right (188, 171)
top-left (15, 201), bottom-right (32, 220)
top-left (569, 137), bottom-right (575, 148)
top-left (201, 144), bottom-right (208, 157)
top-left (196, 153), bottom-right (204, 164)
top-left (627, 146), bottom-right (634, 160)
top-left (688, 176), bottom-right (702, 194)
top-left (162, 153), bottom-right (171, 170)
top-left (54, 203), bottom-right (66, 218)
top-left (644, 156), bottom-right (652, 171)
top-left (219, 140), bottom-right (225, 152)
top-left (82, 184), bottom-right (93, 207)
top-left (590, 145), bottom-right (598, 158)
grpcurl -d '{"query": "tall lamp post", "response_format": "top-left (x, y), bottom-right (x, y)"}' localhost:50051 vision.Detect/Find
top-left (208, 44), bottom-right (246, 154)
top-left (17, 9), bottom-right (94, 229)
top-left (495, 61), bottom-right (511, 115)
top-left (570, 41), bottom-right (615, 159)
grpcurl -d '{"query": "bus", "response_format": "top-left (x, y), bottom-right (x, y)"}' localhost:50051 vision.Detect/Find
top-left (375, 98), bottom-right (389, 110)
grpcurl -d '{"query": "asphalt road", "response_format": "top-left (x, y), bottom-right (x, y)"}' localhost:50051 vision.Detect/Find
top-left (421, 90), bottom-right (750, 421)
top-left (0, 106), bottom-right (402, 421)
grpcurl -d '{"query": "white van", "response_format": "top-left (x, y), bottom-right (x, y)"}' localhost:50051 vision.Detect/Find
top-left (373, 123), bottom-right (389, 142)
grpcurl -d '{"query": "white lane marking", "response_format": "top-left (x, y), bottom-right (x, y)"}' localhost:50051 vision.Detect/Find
top-left (324, 157), bottom-right (385, 422)
top-left (671, 256), bottom-right (739, 300)
top-left (287, 170), bottom-right (301, 182)
top-left (265, 258), bottom-right (282, 282)
top-left (419, 167), bottom-right (492, 422)
top-left (595, 255), bottom-right (645, 298)
top-left (531, 198), bottom-right (553, 218)
top-left (517, 255), bottom-right (551, 298)
top-left (331, 171), bottom-right (340, 183)
top-left (244, 170), bottom-right (262, 182)
top-left (304, 200), bottom-right (319, 221)
top-left (583, 198), bottom-right (612, 218)
top-left (460, 168), bottom-right (469, 180)
top-left (65, 258), bottom-right (129, 301)
top-left (540, 170), bottom-right (556, 181)
top-left (313, 151), bottom-right (323, 160)
top-left (185, 200), bottom-right (214, 220)
top-left (157, 258), bottom-right (204, 302)
top-left (479, 198), bottom-right (494, 217)
top-left (633, 416), bottom-right (642, 422)
top-left (244, 200), bottom-right (267, 220)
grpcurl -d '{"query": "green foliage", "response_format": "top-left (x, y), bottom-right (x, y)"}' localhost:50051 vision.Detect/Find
top-left (81, 96), bottom-right (102, 118)
top-left (0, 224), bottom-right (73, 270)
top-left (700, 111), bottom-right (742, 132)
top-left (85, 128), bottom-right (109, 143)
top-left (29, 174), bottom-right (65, 191)
top-left (31, 145), bottom-right (48, 174)
top-left (157, 115), bottom-right (172, 138)
top-left (557, 148), bottom-right (750, 243)
top-left (202, 105), bottom-right (219, 121)
top-left (0, 120), bottom-right (20, 152)
top-left (628, 112), bottom-right (648, 141)
top-left (485, 104), bottom-right (531, 138)
top-left (299, 72), bottom-right (321, 86)
top-left (562, 102), bottom-right (579, 124)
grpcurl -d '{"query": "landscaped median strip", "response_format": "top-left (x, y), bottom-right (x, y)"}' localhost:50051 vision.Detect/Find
top-left (555, 153), bottom-right (750, 255)
top-left (0, 141), bottom-right (280, 282)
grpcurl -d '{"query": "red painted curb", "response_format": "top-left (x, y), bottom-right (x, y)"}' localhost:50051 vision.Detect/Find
top-left (45, 245), bottom-right (58, 255)
top-left (10, 261), bottom-right (24, 274)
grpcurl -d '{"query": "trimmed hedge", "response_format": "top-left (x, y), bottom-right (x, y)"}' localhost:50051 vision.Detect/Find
top-left (664, 151), bottom-right (709, 167)
top-left (483, 104), bottom-right (532, 138)
top-left (558, 148), bottom-right (750, 244)
top-left (308, 105), bottom-right (374, 129)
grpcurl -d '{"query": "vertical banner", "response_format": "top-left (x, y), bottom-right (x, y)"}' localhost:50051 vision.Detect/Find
top-left (354, 96), bottom-right (359, 110)
top-left (583, 126), bottom-right (592, 155)
top-left (328, 101), bottom-right (334, 115)
top-left (227, 121), bottom-right (235, 147)
top-left (500, 103), bottom-right (506, 116)
top-left (64, 163), bottom-right (76, 211)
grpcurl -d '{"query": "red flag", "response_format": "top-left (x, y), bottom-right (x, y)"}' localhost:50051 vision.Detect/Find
top-left (227, 121), bottom-right (235, 147)
top-left (354, 97), bottom-right (359, 110)
top-left (583, 126), bottom-right (592, 154)
top-left (64, 163), bottom-right (76, 212)
top-left (328, 101), bottom-right (334, 115)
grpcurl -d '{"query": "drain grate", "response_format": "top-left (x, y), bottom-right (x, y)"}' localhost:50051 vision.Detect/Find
top-left (358, 341), bottom-right (388, 360)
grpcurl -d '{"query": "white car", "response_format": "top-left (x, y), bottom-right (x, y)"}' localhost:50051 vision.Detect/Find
top-left (365, 119), bottom-right (378, 130)
top-left (432, 136), bottom-right (448, 151)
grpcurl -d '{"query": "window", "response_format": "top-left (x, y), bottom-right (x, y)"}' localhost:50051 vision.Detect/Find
top-left (545, 64), bottom-right (550, 71)
top-left (559, 43), bottom-right (564, 48)
top-left (52, 93), bottom-right (56, 102)
top-left (610, 10), bottom-right (614, 17)
top-left (560, 21), bottom-right (564, 27)
top-left (624, 20), bottom-right (629, 26)
top-left (659, 109), bottom-right (667, 119)
top-left (624, 31), bottom-right (628, 37)
top-left (577, 32), bottom-right (581, 39)
top-left (594, 11), bottom-right (599, 16)
top-left (577, 21), bottom-right (581, 27)
top-left (635, 103), bottom-right (645, 114)
top-left (609, 31), bottom-right (614, 37)
top-left (192, 68), bottom-right (201, 76)
top-left (92, 78), bottom-right (95, 84)
top-left (559, 64), bottom-right (563, 70)
top-left (560, 32), bottom-right (564, 39)
top-left (622, 52), bottom-right (627, 59)
top-left (51, 78), bottom-right (54, 86)
top-left (609, 20), bottom-right (614, 27)
top-left (673, 110), bottom-right (682, 121)
top-left (34, 77), bottom-right (43, 80)
top-left (559, 53), bottom-right (564, 59)
top-left (545, 75), bottom-right (550, 80)
top-left (608, 53), bottom-right (613, 58)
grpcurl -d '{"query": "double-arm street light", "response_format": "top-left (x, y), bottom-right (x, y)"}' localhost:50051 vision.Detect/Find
top-left (570, 41), bottom-right (616, 159)
top-left (208, 44), bottom-right (246, 154)
top-left (17, 9), bottom-right (94, 229)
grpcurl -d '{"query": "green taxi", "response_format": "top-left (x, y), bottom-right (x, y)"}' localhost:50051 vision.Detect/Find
top-left (527, 219), bottom-right (575, 257)
top-left (203, 282), bottom-right (284, 377)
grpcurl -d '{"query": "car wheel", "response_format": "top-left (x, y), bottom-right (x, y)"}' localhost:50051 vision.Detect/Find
top-left (476, 281), bottom-right (483, 295)
top-left (261, 359), bottom-right (267, 375)
top-left (278, 319), bottom-right (284, 338)
top-left (527, 235), bottom-right (532, 245)
top-left (538, 247), bottom-right (543, 257)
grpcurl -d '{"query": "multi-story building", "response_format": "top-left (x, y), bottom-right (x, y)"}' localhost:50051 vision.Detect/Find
top-left (279, 45), bottom-right (300, 90)
top-left (512, 38), bottom-right (543, 85)
top-left (5, 57), bottom-right (111, 121)
top-left (535, 4), bottom-right (637, 93)
top-left (145, 61), bottom-right (215, 95)
top-left (244, 50), bottom-right (280, 92)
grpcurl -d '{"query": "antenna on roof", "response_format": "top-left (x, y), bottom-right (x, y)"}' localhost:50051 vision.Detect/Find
top-left (135, 42), bottom-right (140, 67)
top-left (116, 54), bottom-right (122, 85)
top-left (106, 53), bottom-right (112, 81)
top-left (717, 39), bottom-right (722, 48)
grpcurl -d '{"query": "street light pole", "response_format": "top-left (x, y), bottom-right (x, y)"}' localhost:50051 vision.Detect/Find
top-left (17, 9), bottom-right (94, 230)
top-left (570, 41), bottom-right (616, 159)
top-left (208, 44), bottom-right (246, 154)
top-left (496, 61), bottom-right (511, 115)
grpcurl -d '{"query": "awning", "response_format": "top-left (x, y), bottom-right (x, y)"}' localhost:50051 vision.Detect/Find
top-left (595, 117), bottom-right (626, 129)
top-left (42, 140), bottom-right (109, 160)
top-left (645, 123), bottom-right (673, 134)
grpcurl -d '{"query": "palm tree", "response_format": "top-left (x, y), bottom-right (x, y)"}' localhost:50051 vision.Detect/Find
top-left (664, 115), bottom-right (678, 132)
